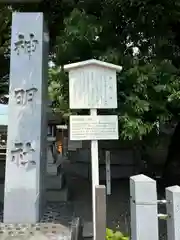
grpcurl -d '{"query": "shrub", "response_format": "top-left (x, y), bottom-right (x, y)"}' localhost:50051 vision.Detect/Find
top-left (106, 228), bottom-right (129, 240)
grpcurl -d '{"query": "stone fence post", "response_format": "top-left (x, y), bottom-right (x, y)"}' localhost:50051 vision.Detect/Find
top-left (130, 174), bottom-right (159, 240)
top-left (166, 185), bottom-right (180, 240)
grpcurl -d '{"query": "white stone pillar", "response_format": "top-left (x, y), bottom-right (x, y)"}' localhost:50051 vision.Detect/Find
top-left (4, 12), bottom-right (49, 223)
top-left (130, 174), bottom-right (159, 240)
top-left (166, 185), bottom-right (180, 240)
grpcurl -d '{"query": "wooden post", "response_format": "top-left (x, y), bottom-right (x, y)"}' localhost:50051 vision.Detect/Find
top-left (130, 174), bottom-right (158, 240)
top-left (105, 151), bottom-right (111, 195)
top-left (95, 185), bottom-right (106, 240)
top-left (166, 185), bottom-right (180, 240)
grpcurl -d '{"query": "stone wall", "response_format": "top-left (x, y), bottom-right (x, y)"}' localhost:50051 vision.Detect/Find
top-left (66, 140), bottom-right (139, 180)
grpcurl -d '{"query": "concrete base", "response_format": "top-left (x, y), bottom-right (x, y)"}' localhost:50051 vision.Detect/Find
top-left (83, 222), bottom-right (93, 238)
top-left (0, 221), bottom-right (81, 240)
top-left (46, 187), bottom-right (69, 202)
top-left (47, 162), bottom-right (61, 176)
top-left (46, 173), bottom-right (65, 190)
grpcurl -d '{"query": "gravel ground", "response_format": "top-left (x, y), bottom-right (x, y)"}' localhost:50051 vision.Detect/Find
top-left (67, 175), bottom-right (167, 239)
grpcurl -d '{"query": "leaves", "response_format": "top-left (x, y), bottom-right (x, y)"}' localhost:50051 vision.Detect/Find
top-left (106, 228), bottom-right (129, 240)
top-left (48, 67), bottom-right (71, 120)
top-left (47, 0), bottom-right (180, 140)
top-left (0, 0), bottom-right (180, 140)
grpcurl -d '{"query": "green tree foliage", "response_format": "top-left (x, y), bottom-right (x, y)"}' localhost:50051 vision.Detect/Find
top-left (0, 5), bottom-right (11, 98)
top-left (1, 0), bottom-right (180, 140)
top-left (49, 2), bottom-right (180, 140)
top-left (48, 67), bottom-right (70, 120)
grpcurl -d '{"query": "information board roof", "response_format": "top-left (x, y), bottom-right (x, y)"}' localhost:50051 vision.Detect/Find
top-left (64, 59), bottom-right (122, 72)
